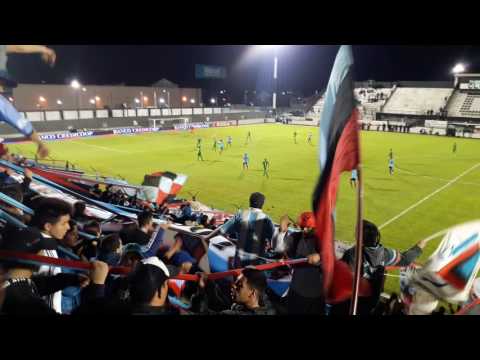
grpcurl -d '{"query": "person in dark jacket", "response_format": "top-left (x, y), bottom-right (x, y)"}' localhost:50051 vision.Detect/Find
top-left (192, 266), bottom-right (276, 315)
top-left (286, 212), bottom-right (324, 315)
top-left (337, 219), bottom-right (427, 315)
top-left (0, 226), bottom-right (109, 316)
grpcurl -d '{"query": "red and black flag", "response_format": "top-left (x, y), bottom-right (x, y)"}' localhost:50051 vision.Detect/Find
top-left (312, 45), bottom-right (368, 303)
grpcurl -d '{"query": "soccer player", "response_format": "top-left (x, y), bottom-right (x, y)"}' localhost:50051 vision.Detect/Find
top-left (243, 153), bottom-right (249, 170)
top-left (350, 169), bottom-right (358, 188)
top-left (388, 158), bottom-right (395, 175)
top-left (245, 131), bottom-right (252, 144)
top-left (196, 137), bottom-right (202, 149)
top-left (262, 158), bottom-right (270, 178)
top-left (389, 148), bottom-right (393, 160)
top-left (197, 146), bottom-right (204, 161)
top-left (293, 131), bottom-right (298, 144)
top-left (212, 137), bottom-right (217, 152)
top-left (307, 132), bottom-right (313, 145)
top-left (218, 139), bottom-right (225, 155)
top-left (453, 142), bottom-right (457, 154)
top-left (227, 135), bottom-right (232, 147)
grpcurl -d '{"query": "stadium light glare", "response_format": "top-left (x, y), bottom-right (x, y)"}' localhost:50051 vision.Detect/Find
top-left (95, 96), bottom-right (101, 101)
top-left (82, 87), bottom-right (87, 92)
top-left (70, 80), bottom-right (80, 89)
top-left (39, 96), bottom-right (46, 102)
top-left (190, 98), bottom-right (195, 104)
top-left (182, 96), bottom-right (187, 102)
top-left (89, 99), bottom-right (95, 104)
top-left (452, 63), bottom-right (466, 74)
top-left (56, 99), bottom-right (63, 105)
top-left (134, 98), bottom-right (140, 104)
top-left (210, 98), bottom-right (216, 104)
top-left (159, 98), bottom-right (165, 104)
top-left (143, 96), bottom-right (148, 101)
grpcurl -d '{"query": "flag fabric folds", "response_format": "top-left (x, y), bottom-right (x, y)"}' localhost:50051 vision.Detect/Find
top-left (411, 220), bottom-right (480, 303)
top-left (312, 45), bottom-right (365, 303)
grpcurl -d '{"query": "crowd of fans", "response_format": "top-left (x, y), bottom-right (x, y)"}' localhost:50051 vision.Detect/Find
top-left (2, 156), bottom-right (478, 317)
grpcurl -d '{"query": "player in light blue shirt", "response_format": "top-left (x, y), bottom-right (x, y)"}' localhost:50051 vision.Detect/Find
top-left (389, 158), bottom-right (395, 175)
top-left (227, 136), bottom-right (232, 147)
top-left (218, 139), bottom-right (225, 154)
top-left (350, 169), bottom-right (358, 188)
top-left (243, 153), bottom-right (249, 170)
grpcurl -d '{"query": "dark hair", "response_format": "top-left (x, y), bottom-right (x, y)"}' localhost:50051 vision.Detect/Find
top-left (99, 233), bottom-right (121, 254)
top-left (363, 220), bottom-right (381, 247)
top-left (128, 263), bottom-right (168, 305)
top-left (31, 197), bottom-right (73, 230)
top-left (73, 201), bottom-right (86, 218)
top-left (242, 267), bottom-right (267, 295)
top-left (138, 211), bottom-right (153, 228)
top-left (249, 192), bottom-right (265, 209)
top-left (84, 220), bottom-right (101, 232)
top-left (199, 215), bottom-right (209, 226)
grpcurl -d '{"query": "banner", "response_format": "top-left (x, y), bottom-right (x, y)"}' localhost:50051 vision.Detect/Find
top-left (174, 123), bottom-right (209, 130)
top-left (195, 64), bottom-right (227, 79)
top-left (425, 120), bottom-right (448, 129)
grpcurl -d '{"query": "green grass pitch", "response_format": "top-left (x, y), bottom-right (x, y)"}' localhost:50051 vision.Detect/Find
top-left (13, 124), bottom-right (480, 293)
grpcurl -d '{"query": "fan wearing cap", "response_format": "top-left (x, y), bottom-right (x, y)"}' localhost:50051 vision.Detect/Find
top-left (285, 211), bottom-right (324, 315)
top-left (106, 243), bottom-right (145, 302)
top-left (127, 256), bottom-right (178, 315)
top-left (0, 45), bottom-right (55, 160)
top-left (0, 226), bottom-right (109, 316)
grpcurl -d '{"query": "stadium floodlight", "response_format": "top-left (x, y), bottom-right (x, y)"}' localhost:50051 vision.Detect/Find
top-left (56, 99), bottom-right (63, 105)
top-left (39, 96), bottom-right (46, 102)
top-left (70, 79), bottom-right (80, 89)
top-left (89, 99), bottom-right (95, 104)
top-left (210, 98), bottom-right (216, 104)
top-left (190, 98), bottom-right (195, 104)
top-left (81, 87), bottom-right (87, 92)
top-left (452, 63), bottom-right (466, 74)
top-left (134, 98), bottom-right (140, 104)
top-left (182, 96), bottom-right (187, 102)
top-left (95, 96), bottom-right (101, 101)
top-left (159, 98), bottom-right (165, 104)
top-left (143, 96), bottom-right (148, 101)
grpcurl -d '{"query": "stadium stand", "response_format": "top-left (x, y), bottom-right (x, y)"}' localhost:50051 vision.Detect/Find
top-left (382, 87), bottom-right (453, 115)
top-left (447, 91), bottom-right (480, 118)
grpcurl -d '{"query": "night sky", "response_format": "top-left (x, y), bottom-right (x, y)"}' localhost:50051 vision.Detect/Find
top-left (6, 45), bottom-right (479, 102)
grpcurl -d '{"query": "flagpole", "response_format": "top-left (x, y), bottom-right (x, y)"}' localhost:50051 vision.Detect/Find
top-left (350, 157), bottom-right (364, 315)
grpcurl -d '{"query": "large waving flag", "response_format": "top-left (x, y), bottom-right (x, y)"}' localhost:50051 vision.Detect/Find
top-left (411, 221), bottom-right (480, 303)
top-left (312, 45), bottom-right (366, 303)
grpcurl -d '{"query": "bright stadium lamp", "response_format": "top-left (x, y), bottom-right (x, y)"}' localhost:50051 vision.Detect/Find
top-left (38, 96), bottom-right (46, 102)
top-left (210, 98), bottom-right (216, 104)
top-left (134, 98), bottom-right (140, 104)
top-left (56, 99), bottom-right (63, 105)
top-left (452, 63), bottom-right (466, 74)
top-left (190, 98), bottom-right (195, 104)
top-left (159, 98), bottom-right (165, 104)
top-left (70, 79), bottom-right (80, 89)
top-left (182, 96), bottom-right (187, 102)
top-left (89, 98), bottom-right (95, 104)
top-left (81, 87), bottom-right (87, 92)
top-left (95, 96), bottom-right (101, 101)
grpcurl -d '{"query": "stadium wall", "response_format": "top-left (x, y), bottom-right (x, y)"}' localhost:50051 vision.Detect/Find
top-left (0, 111), bottom-right (267, 136)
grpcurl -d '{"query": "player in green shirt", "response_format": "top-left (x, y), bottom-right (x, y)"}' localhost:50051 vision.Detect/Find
top-left (262, 158), bottom-right (270, 178)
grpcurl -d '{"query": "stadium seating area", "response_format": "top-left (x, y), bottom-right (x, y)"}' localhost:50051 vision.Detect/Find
top-left (382, 87), bottom-right (453, 115)
top-left (447, 91), bottom-right (480, 118)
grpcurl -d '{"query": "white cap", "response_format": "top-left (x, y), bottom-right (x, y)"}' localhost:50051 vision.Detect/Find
top-left (141, 256), bottom-right (170, 277)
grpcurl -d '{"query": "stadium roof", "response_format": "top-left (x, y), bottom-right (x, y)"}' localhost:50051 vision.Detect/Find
top-left (151, 79), bottom-right (179, 88)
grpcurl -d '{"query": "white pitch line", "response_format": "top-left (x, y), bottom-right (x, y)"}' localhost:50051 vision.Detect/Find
top-left (71, 140), bottom-right (130, 154)
top-left (379, 162), bottom-right (480, 230)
